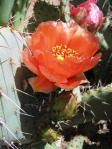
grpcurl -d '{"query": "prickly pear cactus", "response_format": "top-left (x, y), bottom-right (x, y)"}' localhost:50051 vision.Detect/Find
top-left (51, 92), bottom-right (78, 121)
top-left (43, 135), bottom-right (88, 149)
top-left (81, 85), bottom-right (112, 121)
top-left (0, 0), bottom-right (15, 25)
top-left (27, 0), bottom-right (60, 32)
top-left (61, 0), bottom-right (71, 22)
top-left (55, 85), bottom-right (112, 129)
top-left (68, 135), bottom-right (87, 149)
top-left (0, 26), bottom-right (36, 146)
top-left (27, 0), bottom-right (71, 31)
top-left (34, 0), bottom-right (59, 22)
top-left (44, 143), bottom-right (58, 149)
top-left (12, 0), bottom-right (29, 31)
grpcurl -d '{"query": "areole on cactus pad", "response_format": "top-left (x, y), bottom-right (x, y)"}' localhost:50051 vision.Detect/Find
top-left (23, 21), bottom-right (102, 93)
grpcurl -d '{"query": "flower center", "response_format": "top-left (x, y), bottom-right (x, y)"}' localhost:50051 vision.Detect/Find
top-left (52, 44), bottom-right (78, 62)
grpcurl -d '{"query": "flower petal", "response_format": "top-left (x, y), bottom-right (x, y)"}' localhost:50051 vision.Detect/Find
top-left (22, 48), bottom-right (41, 75)
top-left (23, 21), bottom-right (102, 93)
top-left (55, 73), bottom-right (88, 90)
top-left (31, 21), bottom-right (57, 52)
top-left (68, 28), bottom-right (99, 58)
top-left (30, 21), bottom-right (99, 77)
top-left (29, 76), bottom-right (57, 93)
top-left (39, 65), bottom-right (67, 83)
top-left (34, 49), bottom-right (72, 78)
top-left (54, 21), bottom-right (79, 46)
top-left (31, 21), bottom-right (80, 53)
top-left (82, 52), bottom-right (102, 72)
top-left (63, 52), bottom-right (102, 77)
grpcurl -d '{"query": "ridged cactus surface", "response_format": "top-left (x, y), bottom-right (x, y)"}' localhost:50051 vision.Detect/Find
top-left (0, 27), bottom-right (36, 146)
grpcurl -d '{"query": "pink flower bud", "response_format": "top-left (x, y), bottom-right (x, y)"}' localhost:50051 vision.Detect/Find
top-left (69, 0), bottom-right (104, 31)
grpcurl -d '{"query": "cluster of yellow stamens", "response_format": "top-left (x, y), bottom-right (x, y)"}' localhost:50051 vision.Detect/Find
top-left (52, 44), bottom-right (78, 62)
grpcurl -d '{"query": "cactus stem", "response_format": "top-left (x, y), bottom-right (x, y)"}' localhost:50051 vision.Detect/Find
top-left (1, 91), bottom-right (26, 114)
top-left (14, 19), bottom-right (27, 31)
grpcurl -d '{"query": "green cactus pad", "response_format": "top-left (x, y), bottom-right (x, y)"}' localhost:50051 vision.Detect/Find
top-left (44, 143), bottom-right (58, 149)
top-left (0, 0), bottom-right (15, 25)
top-left (12, 0), bottom-right (29, 32)
top-left (81, 85), bottom-right (112, 121)
top-left (0, 27), bottom-right (36, 146)
top-left (28, 0), bottom-right (60, 32)
top-left (58, 85), bottom-right (112, 130)
top-left (68, 135), bottom-right (87, 149)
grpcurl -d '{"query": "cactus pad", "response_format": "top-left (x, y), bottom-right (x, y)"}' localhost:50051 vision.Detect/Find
top-left (0, 27), bottom-right (36, 146)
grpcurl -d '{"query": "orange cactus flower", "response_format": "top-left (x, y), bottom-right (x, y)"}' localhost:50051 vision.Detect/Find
top-left (23, 21), bottom-right (101, 93)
